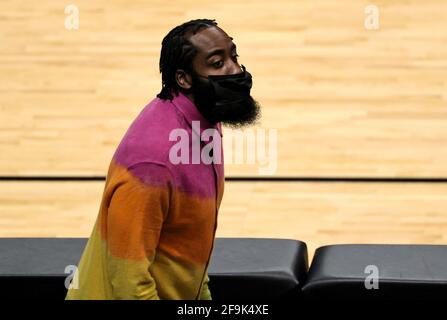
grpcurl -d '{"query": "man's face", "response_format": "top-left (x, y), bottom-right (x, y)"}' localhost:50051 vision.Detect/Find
top-left (184, 26), bottom-right (260, 128)
top-left (189, 26), bottom-right (242, 77)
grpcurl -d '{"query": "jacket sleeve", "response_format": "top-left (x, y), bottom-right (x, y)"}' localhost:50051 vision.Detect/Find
top-left (199, 272), bottom-right (212, 300)
top-left (105, 161), bottom-right (172, 300)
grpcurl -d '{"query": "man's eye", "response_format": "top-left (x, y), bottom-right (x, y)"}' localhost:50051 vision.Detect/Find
top-left (213, 60), bottom-right (224, 68)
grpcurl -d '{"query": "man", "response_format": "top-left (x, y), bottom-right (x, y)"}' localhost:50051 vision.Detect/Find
top-left (65, 18), bottom-right (260, 300)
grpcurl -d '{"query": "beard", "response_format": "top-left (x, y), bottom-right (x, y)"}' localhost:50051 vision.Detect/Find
top-left (189, 72), bottom-right (261, 129)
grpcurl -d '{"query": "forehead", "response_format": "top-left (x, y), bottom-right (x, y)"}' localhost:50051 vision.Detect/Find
top-left (188, 26), bottom-right (233, 54)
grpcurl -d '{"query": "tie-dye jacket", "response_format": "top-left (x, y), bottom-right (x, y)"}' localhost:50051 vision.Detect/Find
top-left (65, 91), bottom-right (225, 300)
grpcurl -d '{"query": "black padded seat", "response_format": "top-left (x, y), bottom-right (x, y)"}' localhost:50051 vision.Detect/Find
top-left (208, 238), bottom-right (308, 301)
top-left (302, 244), bottom-right (447, 300)
top-left (0, 238), bottom-right (87, 299)
top-left (0, 237), bottom-right (308, 300)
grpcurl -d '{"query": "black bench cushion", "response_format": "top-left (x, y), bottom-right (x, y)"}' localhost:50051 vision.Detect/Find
top-left (302, 244), bottom-right (447, 300)
top-left (0, 238), bottom-right (87, 299)
top-left (0, 237), bottom-right (308, 300)
top-left (208, 238), bottom-right (308, 300)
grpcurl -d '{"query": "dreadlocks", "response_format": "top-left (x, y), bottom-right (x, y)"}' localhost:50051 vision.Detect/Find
top-left (157, 19), bottom-right (219, 101)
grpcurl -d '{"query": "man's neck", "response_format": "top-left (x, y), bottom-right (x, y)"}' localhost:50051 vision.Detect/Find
top-left (184, 92), bottom-right (195, 105)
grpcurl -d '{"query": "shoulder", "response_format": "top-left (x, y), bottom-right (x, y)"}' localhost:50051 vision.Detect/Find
top-left (113, 97), bottom-right (186, 169)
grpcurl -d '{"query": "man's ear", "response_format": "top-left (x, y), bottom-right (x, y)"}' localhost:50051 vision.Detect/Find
top-left (175, 69), bottom-right (192, 90)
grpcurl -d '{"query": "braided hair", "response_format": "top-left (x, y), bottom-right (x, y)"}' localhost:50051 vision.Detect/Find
top-left (157, 19), bottom-right (219, 101)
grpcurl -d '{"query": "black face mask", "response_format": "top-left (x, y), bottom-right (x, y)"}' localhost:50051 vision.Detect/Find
top-left (190, 65), bottom-right (261, 128)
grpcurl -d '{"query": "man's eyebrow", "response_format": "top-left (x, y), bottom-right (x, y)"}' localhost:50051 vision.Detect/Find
top-left (205, 48), bottom-right (224, 60)
top-left (205, 42), bottom-right (237, 60)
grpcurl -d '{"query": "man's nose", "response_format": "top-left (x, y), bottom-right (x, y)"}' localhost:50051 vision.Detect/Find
top-left (227, 61), bottom-right (242, 75)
